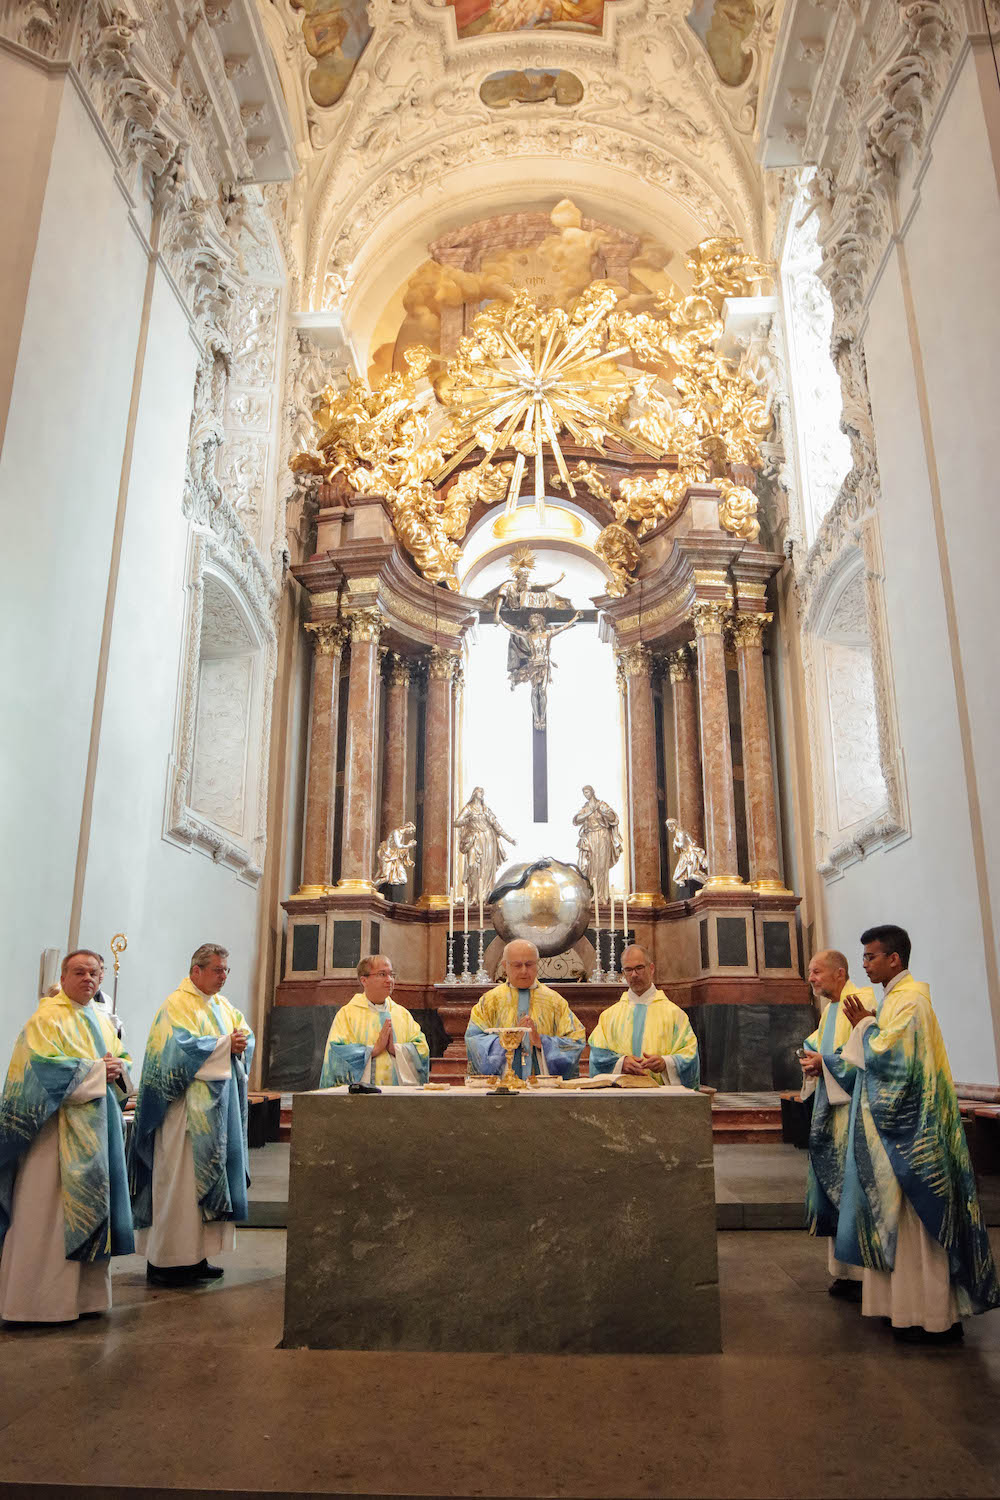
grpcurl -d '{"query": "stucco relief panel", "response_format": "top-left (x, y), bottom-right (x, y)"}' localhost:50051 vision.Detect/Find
top-left (190, 656), bottom-right (253, 835)
top-left (824, 641), bottom-right (887, 831)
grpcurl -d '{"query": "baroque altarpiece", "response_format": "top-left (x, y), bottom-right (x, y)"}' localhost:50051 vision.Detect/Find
top-left (273, 229), bottom-right (815, 1090)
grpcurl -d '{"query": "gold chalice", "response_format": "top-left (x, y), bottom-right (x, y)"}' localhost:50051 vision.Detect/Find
top-left (491, 1026), bottom-right (530, 1094)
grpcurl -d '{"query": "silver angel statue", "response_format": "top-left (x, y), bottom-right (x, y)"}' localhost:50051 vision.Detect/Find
top-left (666, 818), bottom-right (708, 888)
top-left (454, 787), bottom-right (515, 905)
top-left (572, 785), bottom-right (623, 904)
top-left (374, 822), bottom-right (417, 888)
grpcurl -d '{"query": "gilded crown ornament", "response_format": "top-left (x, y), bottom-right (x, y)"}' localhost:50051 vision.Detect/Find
top-left (290, 240), bottom-right (772, 590)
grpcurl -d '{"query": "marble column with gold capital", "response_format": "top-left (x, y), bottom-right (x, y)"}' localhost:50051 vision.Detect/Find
top-left (419, 647), bottom-right (458, 907)
top-left (668, 646), bottom-right (704, 851)
top-left (691, 601), bottom-right (742, 889)
top-left (381, 654), bottom-right (412, 840)
top-left (730, 612), bottom-right (787, 892)
top-left (619, 643), bottom-right (664, 906)
top-left (299, 621), bottom-right (346, 895)
top-left (337, 608), bottom-right (384, 892)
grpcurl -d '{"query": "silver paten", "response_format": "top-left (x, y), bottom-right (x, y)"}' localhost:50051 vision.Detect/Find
top-left (489, 858), bottom-right (593, 957)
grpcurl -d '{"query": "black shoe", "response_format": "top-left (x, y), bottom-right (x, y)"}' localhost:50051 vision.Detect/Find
top-left (146, 1262), bottom-right (197, 1288)
top-left (191, 1260), bottom-right (224, 1281)
top-left (893, 1322), bottom-right (964, 1344)
top-left (828, 1278), bottom-right (863, 1302)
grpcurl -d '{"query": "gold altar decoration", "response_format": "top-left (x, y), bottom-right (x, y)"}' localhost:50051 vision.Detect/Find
top-left (291, 239), bottom-right (771, 587)
top-left (594, 523), bottom-right (640, 596)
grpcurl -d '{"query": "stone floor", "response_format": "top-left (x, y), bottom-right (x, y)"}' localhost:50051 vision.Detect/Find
top-left (2, 1226), bottom-right (1000, 1498)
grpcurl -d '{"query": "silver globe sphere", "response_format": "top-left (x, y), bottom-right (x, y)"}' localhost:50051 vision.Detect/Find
top-left (488, 858), bottom-right (593, 957)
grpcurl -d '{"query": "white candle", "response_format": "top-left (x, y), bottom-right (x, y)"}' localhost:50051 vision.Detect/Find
top-left (448, 886), bottom-right (454, 939)
top-left (594, 886), bottom-right (600, 941)
top-left (464, 890), bottom-right (469, 935)
top-left (609, 893), bottom-right (615, 970)
top-left (479, 889), bottom-right (484, 934)
top-left (623, 892), bottom-right (629, 943)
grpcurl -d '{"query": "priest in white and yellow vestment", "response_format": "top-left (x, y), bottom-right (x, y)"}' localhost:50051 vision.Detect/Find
top-left (835, 925), bottom-right (1000, 1340)
top-left (320, 955), bottom-right (429, 1087)
top-left (799, 948), bottom-right (873, 1297)
top-left (128, 943), bottom-right (254, 1288)
top-left (466, 940), bottom-right (585, 1080)
top-left (588, 945), bottom-right (700, 1088)
top-left (0, 950), bottom-right (133, 1322)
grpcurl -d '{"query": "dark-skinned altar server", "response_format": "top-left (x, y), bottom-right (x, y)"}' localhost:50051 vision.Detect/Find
top-left (319, 955), bottom-right (429, 1087)
top-left (466, 940), bottom-right (585, 1080)
top-left (588, 944), bottom-right (700, 1088)
top-left (835, 924), bottom-right (999, 1342)
top-left (798, 948), bottom-right (874, 1300)
top-left (0, 950), bottom-right (133, 1322)
top-left (128, 943), bottom-right (254, 1288)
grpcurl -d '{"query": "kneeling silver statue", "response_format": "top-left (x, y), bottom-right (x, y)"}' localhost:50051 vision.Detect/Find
top-left (666, 818), bottom-right (708, 888)
top-left (489, 858), bottom-right (592, 957)
top-left (374, 822), bottom-right (417, 888)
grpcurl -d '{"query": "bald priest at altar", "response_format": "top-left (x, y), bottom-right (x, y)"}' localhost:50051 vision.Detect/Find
top-left (466, 940), bottom-right (585, 1080)
top-left (588, 945), bottom-right (701, 1089)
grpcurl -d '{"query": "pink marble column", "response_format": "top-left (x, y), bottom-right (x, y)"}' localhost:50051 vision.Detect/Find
top-left (731, 612), bottom-right (786, 891)
top-left (691, 602), bottom-right (742, 888)
top-left (668, 646), bottom-right (704, 848)
top-left (299, 622), bottom-right (346, 894)
top-left (620, 644), bottom-right (664, 905)
top-left (381, 654), bottom-right (411, 839)
top-left (419, 648), bottom-right (456, 905)
top-left (337, 608), bottom-right (383, 892)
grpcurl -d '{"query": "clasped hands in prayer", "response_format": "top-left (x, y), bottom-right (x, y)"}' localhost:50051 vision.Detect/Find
top-left (103, 1053), bottom-right (124, 1081)
top-left (229, 1030), bottom-right (249, 1057)
top-left (622, 1053), bottom-right (666, 1075)
top-left (841, 993), bottom-right (876, 1028)
top-left (370, 1019), bottom-right (396, 1059)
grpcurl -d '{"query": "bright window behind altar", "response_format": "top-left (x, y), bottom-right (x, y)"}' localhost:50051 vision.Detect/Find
top-left (461, 548), bottom-right (625, 887)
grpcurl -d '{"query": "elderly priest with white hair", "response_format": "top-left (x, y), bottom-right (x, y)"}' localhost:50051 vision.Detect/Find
top-left (588, 944), bottom-right (700, 1088)
top-left (466, 940), bottom-right (585, 1080)
top-left (128, 943), bottom-right (254, 1289)
top-left (0, 949), bottom-right (133, 1323)
top-left (319, 955), bottom-right (430, 1088)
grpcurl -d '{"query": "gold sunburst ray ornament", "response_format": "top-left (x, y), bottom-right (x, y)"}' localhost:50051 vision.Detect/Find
top-left (433, 287), bottom-right (662, 517)
top-left (290, 239), bottom-right (773, 590)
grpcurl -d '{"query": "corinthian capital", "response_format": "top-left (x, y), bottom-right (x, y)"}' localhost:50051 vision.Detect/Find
top-left (689, 601), bottom-right (730, 638)
top-left (387, 653), bottom-right (413, 688)
top-left (427, 647), bottom-right (460, 681)
top-left (617, 644), bottom-right (653, 679)
top-left (346, 607), bottom-right (383, 645)
top-left (729, 612), bottom-right (773, 650)
top-left (668, 646), bottom-right (695, 683)
top-left (304, 621), bottom-right (347, 656)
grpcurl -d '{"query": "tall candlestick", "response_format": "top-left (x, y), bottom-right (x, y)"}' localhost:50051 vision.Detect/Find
top-left (608, 893), bottom-right (616, 979)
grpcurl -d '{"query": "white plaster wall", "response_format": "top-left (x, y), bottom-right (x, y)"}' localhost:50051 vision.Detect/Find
top-left (818, 153), bottom-right (999, 1080)
top-left (78, 270), bottom-right (263, 1054)
top-left (0, 79), bottom-right (146, 1066)
top-left (1, 79), bottom-right (267, 1067)
top-left (902, 52), bottom-right (1000, 1009)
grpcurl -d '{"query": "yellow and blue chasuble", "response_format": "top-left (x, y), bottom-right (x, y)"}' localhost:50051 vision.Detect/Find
top-left (834, 974), bottom-right (1000, 1313)
top-left (128, 978), bottom-right (255, 1233)
top-left (466, 982), bottom-right (585, 1079)
top-left (0, 993), bottom-right (133, 1263)
top-left (588, 990), bottom-right (700, 1089)
top-left (319, 994), bottom-right (430, 1087)
top-left (801, 982), bottom-right (871, 1237)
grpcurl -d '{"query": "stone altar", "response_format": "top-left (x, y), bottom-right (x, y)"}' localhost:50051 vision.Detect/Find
top-left (282, 1087), bottom-right (721, 1354)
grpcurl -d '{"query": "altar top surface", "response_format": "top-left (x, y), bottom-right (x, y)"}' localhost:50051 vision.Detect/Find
top-left (307, 1082), bottom-right (700, 1099)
